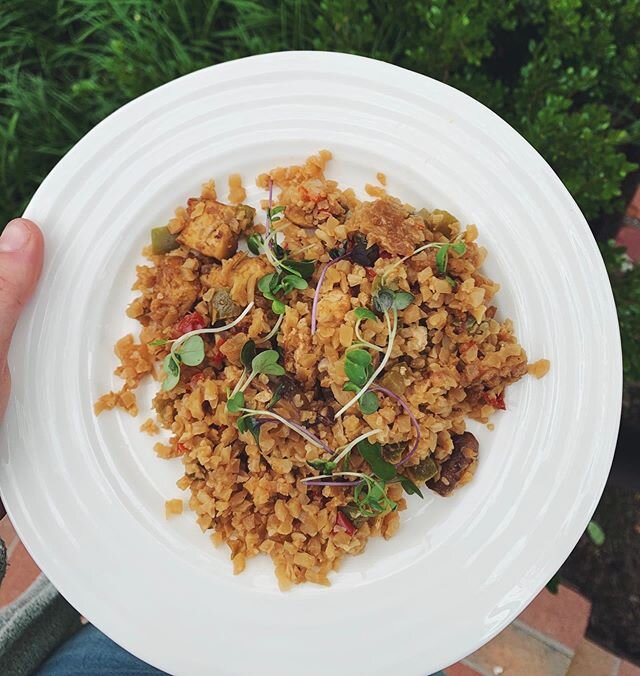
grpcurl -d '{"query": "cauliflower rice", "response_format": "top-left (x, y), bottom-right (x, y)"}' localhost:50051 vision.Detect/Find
top-left (96, 151), bottom-right (548, 589)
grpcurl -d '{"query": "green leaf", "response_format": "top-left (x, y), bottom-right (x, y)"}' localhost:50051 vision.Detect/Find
top-left (226, 391), bottom-right (245, 413)
top-left (162, 354), bottom-right (181, 391)
top-left (258, 273), bottom-right (278, 300)
top-left (251, 350), bottom-right (280, 374)
top-left (345, 348), bottom-right (372, 368)
top-left (267, 382), bottom-right (285, 409)
top-left (393, 291), bottom-right (414, 310)
top-left (281, 259), bottom-right (315, 280)
top-left (354, 307), bottom-right (377, 321)
top-left (435, 244), bottom-right (449, 274)
top-left (308, 458), bottom-right (337, 473)
top-left (247, 233), bottom-right (263, 255)
top-left (445, 275), bottom-right (456, 288)
top-left (344, 360), bottom-right (367, 388)
top-left (450, 241), bottom-right (466, 256)
top-left (240, 339), bottom-right (256, 369)
top-left (237, 414), bottom-right (261, 445)
top-left (268, 205), bottom-right (285, 221)
top-left (149, 338), bottom-right (168, 346)
top-left (399, 476), bottom-right (424, 498)
top-left (587, 520), bottom-right (605, 546)
top-left (373, 288), bottom-right (395, 313)
top-left (272, 299), bottom-right (286, 315)
top-left (343, 382), bottom-right (361, 393)
top-left (261, 363), bottom-right (285, 376)
top-left (359, 391), bottom-right (379, 414)
top-left (281, 274), bottom-right (308, 293)
top-left (176, 335), bottom-right (205, 366)
top-left (357, 440), bottom-right (397, 481)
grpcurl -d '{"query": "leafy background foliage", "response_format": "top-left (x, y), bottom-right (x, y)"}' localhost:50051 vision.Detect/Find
top-left (1, 0), bottom-right (639, 404)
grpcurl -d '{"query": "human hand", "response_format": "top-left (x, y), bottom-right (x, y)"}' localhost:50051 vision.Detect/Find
top-left (0, 219), bottom-right (44, 420)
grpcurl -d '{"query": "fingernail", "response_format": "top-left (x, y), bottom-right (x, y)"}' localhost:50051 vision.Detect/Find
top-left (0, 219), bottom-right (31, 253)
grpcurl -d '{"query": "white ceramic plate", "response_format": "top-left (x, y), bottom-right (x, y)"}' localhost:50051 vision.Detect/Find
top-left (1, 52), bottom-right (621, 675)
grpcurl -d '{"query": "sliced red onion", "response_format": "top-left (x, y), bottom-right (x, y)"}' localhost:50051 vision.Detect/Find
top-left (370, 385), bottom-right (421, 466)
top-left (311, 254), bottom-right (348, 334)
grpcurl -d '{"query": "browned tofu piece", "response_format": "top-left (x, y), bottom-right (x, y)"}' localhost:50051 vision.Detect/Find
top-left (427, 432), bottom-right (479, 496)
top-left (177, 199), bottom-right (254, 260)
top-left (349, 198), bottom-right (424, 256)
top-left (149, 256), bottom-right (200, 323)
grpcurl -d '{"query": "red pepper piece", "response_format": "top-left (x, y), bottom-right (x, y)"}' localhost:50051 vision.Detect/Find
top-left (174, 312), bottom-right (207, 337)
top-left (334, 511), bottom-right (356, 536)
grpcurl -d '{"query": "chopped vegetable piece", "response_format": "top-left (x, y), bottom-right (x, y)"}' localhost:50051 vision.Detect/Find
top-left (334, 511), bottom-right (356, 536)
top-left (151, 226), bottom-right (179, 255)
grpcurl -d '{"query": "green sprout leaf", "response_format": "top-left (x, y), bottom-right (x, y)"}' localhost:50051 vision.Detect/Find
top-left (268, 205), bottom-right (285, 222)
top-left (149, 338), bottom-right (168, 347)
top-left (435, 244), bottom-right (449, 274)
top-left (308, 458), bottom-right (337, 473)
top-left (400, 475), bottom-right (424, 498)
top-left (161, 354), bottom-right (181, 391)
top-left (267, 382), bottom-right (285, 409)
top-left (176, 335), bottom-right (205, 366)
top-left (247, 233), bottom-right (263, 255)
top-left (357, 439), bottom-right (397, 481)
top-left (343, 382), bottom-right (361, 393)
top-left (238, 415), bottom-right (262, 445)
top-left (280, 259), bottom-right (315, 280)
top-left (451, 241), bottom-right (466, 256)
top-left (226, 391), bottom-right (245, 413)
top-left (346, 348), bottom-right (372, 368)
top-left (251, 350), bottom-right (285, 376)
top-left (344, 361), bottom-right (368, 388)
top-left (359, 390), bottom-right (379, 414)
top-left (373, 287), bottom-right (395, 314)
top-left (258, 273), bottom-right (278, 300)
top-left (272, 299), bottom-right (286, 315)
top-left (393, 291), bottom-right (414, 310)
top-left (354, 307), bottom-right (377, 321)
top-left (240, 339), bottom-right (257, 369)
top-left (281, 274), bottom-right (308, 293)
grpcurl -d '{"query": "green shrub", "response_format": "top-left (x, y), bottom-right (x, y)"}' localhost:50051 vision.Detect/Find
top-left (1, 0), bottom-right (639, 403)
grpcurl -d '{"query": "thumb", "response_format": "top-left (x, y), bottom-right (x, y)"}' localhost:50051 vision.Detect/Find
top-left (0, 219), bottom-right (44, 361)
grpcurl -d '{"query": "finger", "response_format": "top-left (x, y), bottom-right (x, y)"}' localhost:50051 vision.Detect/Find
top-left (0, 219), bottom-right (44, 360)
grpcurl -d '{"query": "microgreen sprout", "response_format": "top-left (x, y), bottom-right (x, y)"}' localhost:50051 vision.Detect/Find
top-left (342, 349), bottom-right (380, 415)
top-left (258, 269), bottom-right (311, 316)
top-left (250, 178), bottom-right (315, 284)
top-left (152, 302), bottom-right (254, 391)
top-left (226, 342), bottom-right (285, 411)
top-left (335, 305), bottom-right (397, 418)
top-left (351, 307), bottom-right (385, 354)
top-left (307, 427), bottom-right (381, 475)
top-left (381, 237), bottom-right (466, 283)
top-left (370, 384), bottom-right (421, 466)
top-left (236, 408), bottom-right (334, 454)
top-left (303, 471), bottom-right (397, 517)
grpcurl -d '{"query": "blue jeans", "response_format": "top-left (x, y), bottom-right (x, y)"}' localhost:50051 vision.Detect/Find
top-left (38, 624), bottom-right (165, 674)
top-left (39, 623), bottom-right (447, 675)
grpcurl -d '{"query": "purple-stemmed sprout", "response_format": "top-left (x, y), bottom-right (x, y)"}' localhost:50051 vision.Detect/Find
top-left (245, 410), bottom-right (333, 455)
top-left (370, 384), bottom-right (421, 466)
top-left (310, 253), bottom-right (348, 334)
top-left (303, 471), bottom-right (366, 488)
